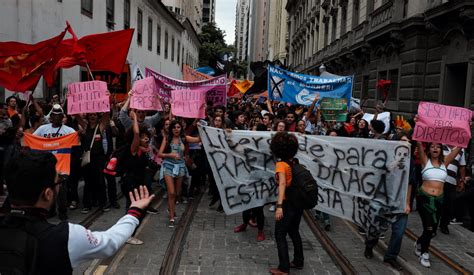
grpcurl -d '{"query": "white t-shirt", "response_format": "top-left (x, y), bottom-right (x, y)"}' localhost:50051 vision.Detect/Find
top-left (33, 123), bottom-right (76, 138)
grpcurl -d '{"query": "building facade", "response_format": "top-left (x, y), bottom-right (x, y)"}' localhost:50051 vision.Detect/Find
top-left (248, 0), bottom-right (270, 64)
top-left (162, 0), bottom-right (203, 33)
top-left (286, 0), bottom-right (474, 116)
top-left (0, 0), bottom-right (200, 100)
top-left (267, 0), bottom-right (289, 64)
top-left (202, 0), bottom-right (216, 24)
top-left (235, 0), bottom-right (250, 62)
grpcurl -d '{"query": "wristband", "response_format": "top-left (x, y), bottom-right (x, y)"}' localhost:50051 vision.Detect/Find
top-left (127, 206), bottom-right (146, 222)
top-left (276, 204), bottom-right (283, 208)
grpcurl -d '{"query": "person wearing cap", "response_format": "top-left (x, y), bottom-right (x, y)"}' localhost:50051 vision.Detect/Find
top-left (33, 104), bottom-right (75, 138)
top-left (33, 104), bottom-right (76, 221)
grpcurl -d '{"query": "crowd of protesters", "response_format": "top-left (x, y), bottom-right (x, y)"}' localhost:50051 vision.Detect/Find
top-left (0, 90), bottom-right (473, 272)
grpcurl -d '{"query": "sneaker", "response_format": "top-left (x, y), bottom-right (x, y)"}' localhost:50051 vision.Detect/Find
top-left (102, 205), bottom-right (111, 212)
top-left (440, 226), bottom-right (450, 235)
top-left (216, 205), bottom-right (224, 213)
top-left (126, 237), bottom-right (143, 245)
top-left (209, 197), bottom-right (219, 207)
top-left (168, 219), bottom-right (175, 228)
top-left (234, 224), bottom-right (247, 233)
top-left (269, 205), bottom-right (276, 212)
top-left (162, 193), bottom-right (168, 199)
top-left (182, 198), bottom-right (188, 204)
top-left (379, 233), bottom-right (385, 239)
top-left (358, 226), bottom-right (366, 235)
top-left (414, 241), bottom-right (421, 257)
top-left (249, 219), bottom-right (257, 228)
top-left (384, 258), bottom-right (403, 271)
top-left (364, 246), bottom-right (373, 259)
top-left (69, 201), bottom-right (78, 210)
top-left (257, 230), bottom-right (265, 242)
top-left (81, 208), bottom-right (90, 214)
top-left (146, 207), bottom-right (159, 214)
top-left (419, 253), bottom-right (431, 268)
top-left (450, 218), bottom-right (463, 225)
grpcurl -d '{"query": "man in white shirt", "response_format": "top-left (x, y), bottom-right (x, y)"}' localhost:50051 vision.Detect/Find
top-left (33, 104), bottom-right (75, 221)
top-left (0, 151), bottom-right (154, 274)
top-left (34, 104), bottom-right (75, 138)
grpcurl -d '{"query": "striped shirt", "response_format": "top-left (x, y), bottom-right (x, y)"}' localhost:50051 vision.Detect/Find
top-left (443, 146), bottom-right (466, 185)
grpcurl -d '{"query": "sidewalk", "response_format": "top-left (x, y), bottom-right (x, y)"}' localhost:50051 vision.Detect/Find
top-left (177, 194), bottom-right (340, 275)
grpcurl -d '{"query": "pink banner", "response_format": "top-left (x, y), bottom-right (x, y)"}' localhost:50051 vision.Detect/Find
top-left (130, 77), bottom-right (162, 111)
top-left (413, 102), bottom-right (473, 148)
top-left (67, 81), bottom-right (110, 115)
top-left (171, 89), bottom-right (207, 118)
top-left (145, 67), bottom-right (226, 106)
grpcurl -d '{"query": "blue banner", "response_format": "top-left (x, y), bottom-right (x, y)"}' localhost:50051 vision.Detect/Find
top-left (267, 65), bottom-right (353, 106)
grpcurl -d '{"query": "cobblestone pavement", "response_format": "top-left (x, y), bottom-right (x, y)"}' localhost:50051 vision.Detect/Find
top-left (407, 212), bottom-right (474, 272)
top-left (177, 194), bottom-right (341, 275)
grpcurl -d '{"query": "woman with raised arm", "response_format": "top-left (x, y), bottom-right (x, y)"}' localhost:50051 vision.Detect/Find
top-left (158, 120), bottom-right (200, 228)
top-left (414, 137), bottom-right (461, 268)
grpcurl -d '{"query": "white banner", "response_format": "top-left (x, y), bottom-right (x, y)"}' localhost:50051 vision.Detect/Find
top-left (199, 126), bottom-right (410, 233)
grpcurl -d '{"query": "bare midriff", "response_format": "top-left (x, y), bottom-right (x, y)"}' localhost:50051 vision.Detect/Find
top-left (421, 180), bottom-right (444, 196)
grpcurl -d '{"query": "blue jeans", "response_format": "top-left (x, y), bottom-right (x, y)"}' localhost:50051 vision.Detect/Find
top-left (384, 214), bottom-right (408, 261)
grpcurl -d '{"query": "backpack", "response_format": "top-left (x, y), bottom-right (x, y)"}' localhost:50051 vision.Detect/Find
top-left (103, 144), bottom-right (132, 177)
top-left (285, 160), bottom-right (319, 209)
top-left (0, 214), bottom-right (51, 275)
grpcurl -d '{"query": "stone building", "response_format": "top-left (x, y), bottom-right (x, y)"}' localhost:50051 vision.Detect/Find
top-left (286, 0), bottom-right (474, 115)
top-left (203, 0), bottom-right (216, 24)
top-left (268, 0), bottom-right (289, 64)
top-left (0, 0), bottom-right (200, 100)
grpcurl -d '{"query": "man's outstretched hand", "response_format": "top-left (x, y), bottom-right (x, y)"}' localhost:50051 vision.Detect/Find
top-left (129, 186), bottom-right (155, 210)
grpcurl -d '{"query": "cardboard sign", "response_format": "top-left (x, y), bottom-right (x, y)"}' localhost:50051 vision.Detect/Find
top-left (183, 64), bottom-right (212, 81)
top-left (130, 77), bottom-right (162, 111)
top-left (67, 81), bottom-right (110, 115)
top-left (413, 102), bottom-right (472, 148)
top-left (199, 126), bottom-right (410, 238)
top-left (171, 89), bottom-right (207, 118)
top-left (320, 97), bottom-right (348, 122)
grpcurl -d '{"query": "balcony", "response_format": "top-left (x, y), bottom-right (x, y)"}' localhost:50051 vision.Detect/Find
top-left (369, 0), bottom-right (394, 32)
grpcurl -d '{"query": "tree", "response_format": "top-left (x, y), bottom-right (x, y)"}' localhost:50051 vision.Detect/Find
top-left (198, 23), bottom-right (227, 67)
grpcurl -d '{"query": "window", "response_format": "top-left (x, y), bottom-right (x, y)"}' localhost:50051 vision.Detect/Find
top-left (137, 8), bottom-right (143, 45)
top-left (177, 41), bottom-right (181, 64)
top-left (171, 36), bottom-right (175, 62)
top-left (164, 31), bottom-right (169, 59)
top-left (388, 69), bottom-right (399, 100)
top-left (361, 75), bottom-right (369, 99)
top-left (403, 0), bottom-right (409, 18)
top-left (106, 0), bottom-right (115, 29)
top-left (340, 7), bottom-right (347, 35)
top-left (331, 13), bottom-right (337, 43)
top-left (175, 7), bottom-right (181, 15)
top-left (157, 24), bottom-right (161, 54)
top-left (324, 22), bottom-right (329, 46)
top-left (124, 0), bottom-right (130, 29)
top-left (181, 47), bottom-right (184, 66)
top-left (81, 0), bottom-right (93, 17)
top-left (352, 0), bottom-right (359, 28)
top-left (147, 18), bottom-right (153, 51)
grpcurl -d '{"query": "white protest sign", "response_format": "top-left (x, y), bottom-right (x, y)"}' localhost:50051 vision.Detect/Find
top-left (130, 77), bottom-right (162, 111)
top-left (198, 126), bottom-right (410, 236)
top-left (362, 112), bottom-right (391, 134)
top-left (67, 81), bottom-right (110, 115)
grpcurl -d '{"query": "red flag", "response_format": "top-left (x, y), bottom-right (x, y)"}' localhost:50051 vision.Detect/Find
top-left (56, 29), bottom-right (134, 75)
top-left (0, 25), bottom-right (69, 92)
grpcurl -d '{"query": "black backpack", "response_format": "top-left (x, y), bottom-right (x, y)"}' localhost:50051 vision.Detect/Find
top-left (0, 214), bottom-right (51, 275)
top-left (285, 160), bottom-right (319, 209)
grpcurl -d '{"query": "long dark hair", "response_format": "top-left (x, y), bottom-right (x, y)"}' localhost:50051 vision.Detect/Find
top-left (164, 120), bottom-right (186, 153)
top-left (425, 142), bottom-right (445, 163)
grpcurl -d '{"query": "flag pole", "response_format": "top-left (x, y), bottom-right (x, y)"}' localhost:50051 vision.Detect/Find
top-left (85, 62), bottom-right (94, 80)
